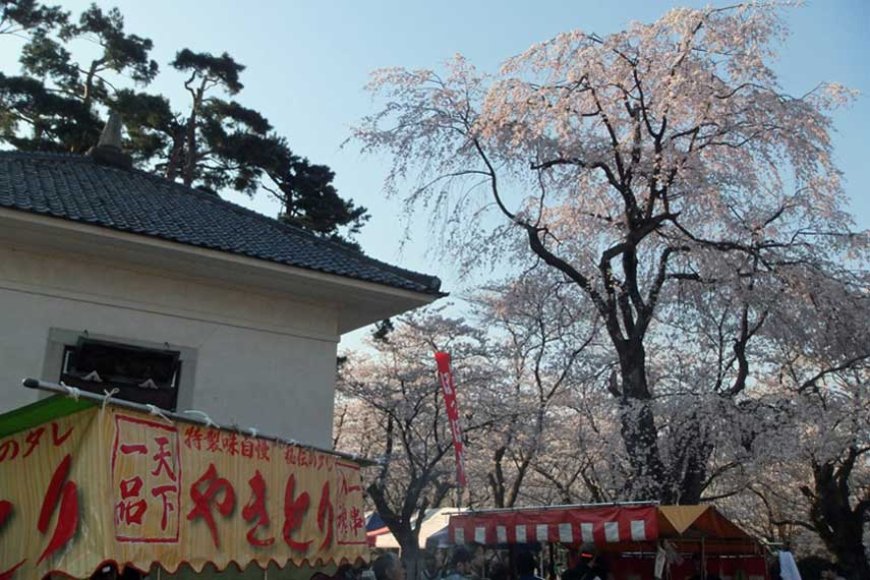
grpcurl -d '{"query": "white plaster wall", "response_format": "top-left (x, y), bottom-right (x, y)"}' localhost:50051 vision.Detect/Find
top-left (0, 244), bottom-right (340, 448)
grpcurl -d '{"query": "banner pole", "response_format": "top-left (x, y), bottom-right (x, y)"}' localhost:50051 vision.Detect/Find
top-left (22, 378), bottom-right (374, 465)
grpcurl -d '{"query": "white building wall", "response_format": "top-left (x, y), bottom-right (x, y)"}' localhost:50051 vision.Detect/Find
top-left (0, 244), bottom-right (341, 448)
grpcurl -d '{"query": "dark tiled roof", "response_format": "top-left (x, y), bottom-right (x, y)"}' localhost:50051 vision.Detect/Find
top-left (0, 151), bottom-right (442, 295)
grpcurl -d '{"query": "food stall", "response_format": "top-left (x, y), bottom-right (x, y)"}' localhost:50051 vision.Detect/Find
top-left (448, 503), bottom-right (769, 580)
top-left (0, 381), bottom-right (368, 578)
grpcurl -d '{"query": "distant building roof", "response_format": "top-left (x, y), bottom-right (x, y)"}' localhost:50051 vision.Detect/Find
top-left (0, 151), bottom-right (442, 295)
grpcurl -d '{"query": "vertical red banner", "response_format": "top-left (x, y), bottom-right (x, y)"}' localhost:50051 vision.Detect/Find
top-left (434, 352), bottom-right (467, 487)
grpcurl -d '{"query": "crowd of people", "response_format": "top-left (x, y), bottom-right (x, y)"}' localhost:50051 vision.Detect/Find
top-left (81, 544), bottom-right (846, 579)
top-left (75, 547), bottom-right (849, 580)
top-left (370, 543), bottom-right (607, 580)
top-left (365, 547), bottom-right (849, 580)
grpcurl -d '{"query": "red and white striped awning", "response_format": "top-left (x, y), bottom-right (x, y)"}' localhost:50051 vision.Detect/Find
top-left (448, 504), bottom-right (658, 547)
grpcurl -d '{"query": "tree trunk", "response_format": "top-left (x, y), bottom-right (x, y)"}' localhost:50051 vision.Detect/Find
top-left (676, 434), bottom-right (711, 505)
top-left (396, 528), bottom-right (422, 580)
top-left (182, 84), bottom-right (204, 187)
top-left (805, 458), bottom-right (870, 580)
top-left (671, 415), bottom-right (712, 505)
top-left (368, 502), bottom-right (423, 580)
top-left (488, 445), bottom-right (507, 508)
top-left (82, 58), bottom-right (104, 111)
top-left (616, 341), bottom-right (667, 501)
top-left (164, 128), bottom-right (185, 181)
top-left (182, 106), bottom-right (197, 187)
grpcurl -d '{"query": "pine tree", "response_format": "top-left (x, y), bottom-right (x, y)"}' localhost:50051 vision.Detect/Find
top-left (0, 1), bottom-right (369, 245)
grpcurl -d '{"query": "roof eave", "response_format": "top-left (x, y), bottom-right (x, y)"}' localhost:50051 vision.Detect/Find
top-left (0, 207), bottom-right (442, 333)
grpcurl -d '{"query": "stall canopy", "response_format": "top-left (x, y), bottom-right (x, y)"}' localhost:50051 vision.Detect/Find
top-left (449, 504), bottom-right (657, 547)
top-left (366, 512), bottom-right (387, 531)
top-left (0, 392), bottom-right (368, 578)
top-left (657, 505), bottom-right (761, 554)
top-left (369, 508), bottom-right (464, 550)
top-left (365, 512), bottom-right (390, 547)
top-left (448, 503), bottom-right (763, 555)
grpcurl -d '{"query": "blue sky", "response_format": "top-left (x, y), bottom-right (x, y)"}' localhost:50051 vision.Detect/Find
top-left (2, 1), bottom-right (868, 340)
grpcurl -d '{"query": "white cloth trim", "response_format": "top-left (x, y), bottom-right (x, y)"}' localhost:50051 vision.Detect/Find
top-left (604, 521), bottom-right (619, 543)
top-left (580, 522), bottom-right (594, 543)
top-left (630, 520), bottom-right (646, 541)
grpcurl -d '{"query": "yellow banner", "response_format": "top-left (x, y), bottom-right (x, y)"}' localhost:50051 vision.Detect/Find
top-left (0, 405), bottom-right (367, 578)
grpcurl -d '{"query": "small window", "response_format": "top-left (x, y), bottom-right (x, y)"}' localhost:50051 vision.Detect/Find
top-left (60, 338), bottom-right (181, 410)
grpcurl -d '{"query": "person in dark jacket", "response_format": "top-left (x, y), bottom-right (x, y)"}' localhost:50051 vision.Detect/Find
top-left (517, 551), bottom-right (544, 580)
top-left (561, 544), bottom-right (605, 580)
top-left (443, 546), bottom-right (474, 580)
top-left (373, 553), bottom-right (405, 580)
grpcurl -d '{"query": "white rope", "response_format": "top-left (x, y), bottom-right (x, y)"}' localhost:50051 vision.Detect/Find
top-left (182, 409), bottom-right (216, 428)
top-left (96, 387), bottom-right (117, 514)
top-left (61, 384), bottom-right (81, 401)
top-left (101, 387), bottom-right (120, 410)
top-left (145, 404), bottom-right (174, 425)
